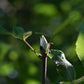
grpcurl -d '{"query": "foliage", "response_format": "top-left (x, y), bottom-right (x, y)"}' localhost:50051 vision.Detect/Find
top-left (76, 22), bottom-right (84, 66)
top-left (49, 50), bottom-right (75, 81)
top-left (0, 0), bottom-right (84, 84)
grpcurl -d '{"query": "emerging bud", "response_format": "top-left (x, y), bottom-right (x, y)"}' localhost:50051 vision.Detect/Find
top-left (40, 35), bottom-right (50, 54)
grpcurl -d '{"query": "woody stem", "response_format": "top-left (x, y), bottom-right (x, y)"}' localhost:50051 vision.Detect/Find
top-left (42, 54), bottom-right (47, 84)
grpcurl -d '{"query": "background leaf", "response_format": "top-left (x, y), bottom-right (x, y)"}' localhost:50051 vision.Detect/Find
top-left (12, 27), bottom-right (32, 40)
top-left (12, 27), bottom-right (25, 39)
top-left (0, 63), bottom-right (14, 76)
top-left (0, 26), bottom-right (32, 40)
top-left (0, 42), bottom-right (12, 61)
top-left (48, 50), bottom-right (76, 81)
top-left (0, 26), bottom-right (10, 35)
top-left (76, 21), bottom-right (84, 66)
top-left (60, 76), bottom-right (84, 84)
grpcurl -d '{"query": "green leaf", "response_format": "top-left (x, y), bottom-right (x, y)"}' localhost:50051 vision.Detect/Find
top-left (0, 26), bottom-right (32, 40)
top-left (76, 21), bottom-right (84, 66)
top-left (34, 4), bottom-right (56, 17)
top-left (12, 27), bottom-right (32, 40)
top-left (40, 35), bottom-right (48, 51)
top-left (49, 50), bottom-right (76, 81)
top-left (12, 27), bottom-right (25, 39)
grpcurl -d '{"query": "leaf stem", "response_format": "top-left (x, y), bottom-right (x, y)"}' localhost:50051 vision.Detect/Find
top-left (74, 76), bottom-right (84, 84)
top-left (23, 39), bottom-right (39, 56)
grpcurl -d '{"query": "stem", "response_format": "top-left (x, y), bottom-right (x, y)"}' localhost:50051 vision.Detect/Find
top-left (24, 39), bottom-right (38, 56)
top-left (42, 54), bottom-right (47, 84)
top-left (23, 35), bottom-right (48, 84)
top-left (74, 76), bottom-right (84, 84)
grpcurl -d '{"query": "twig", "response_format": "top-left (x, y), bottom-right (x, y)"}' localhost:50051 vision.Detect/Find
top-left (23, 39), bottom-right (39, 57)
top-left (42, 53), bottom-right (47, 84)
top-left (73, 76), bottom-right (84, 84)
top-left (23, 34), bottom-right (48, 84)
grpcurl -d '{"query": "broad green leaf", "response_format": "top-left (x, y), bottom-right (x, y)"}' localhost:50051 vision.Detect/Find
top-left (60, 76), bottom-right (84, 84)
top-left (49, 50), bottom-right (76, 81)
top-left (76, 21), bottom-right (84, 66)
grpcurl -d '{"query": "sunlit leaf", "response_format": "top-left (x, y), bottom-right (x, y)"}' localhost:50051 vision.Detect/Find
top-left (48, 49), bottom-right (76, 81)
top-left (76, 21), bottom-right (84, 66)
top-left (25, 79), bottom-right (40, 84)
top-left (34, 3), bottom-right (57, 17)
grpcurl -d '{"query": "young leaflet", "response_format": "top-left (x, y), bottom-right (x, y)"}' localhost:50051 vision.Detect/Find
top-left (40, 35), bottom-right (50, 55)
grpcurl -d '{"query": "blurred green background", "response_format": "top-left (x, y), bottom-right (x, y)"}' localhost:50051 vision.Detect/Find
top-left (0, 0), bottom-right (84, 84)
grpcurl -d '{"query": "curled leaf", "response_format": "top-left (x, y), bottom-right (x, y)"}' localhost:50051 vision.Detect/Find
top-left (23, 31), bottom-right (32, 40)
top-left (40, 35), bottom-right (50, 54)
top-left (49, 49), bottom-right (76, 81)
top-left (40, 35), bottom-right (48, 51)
